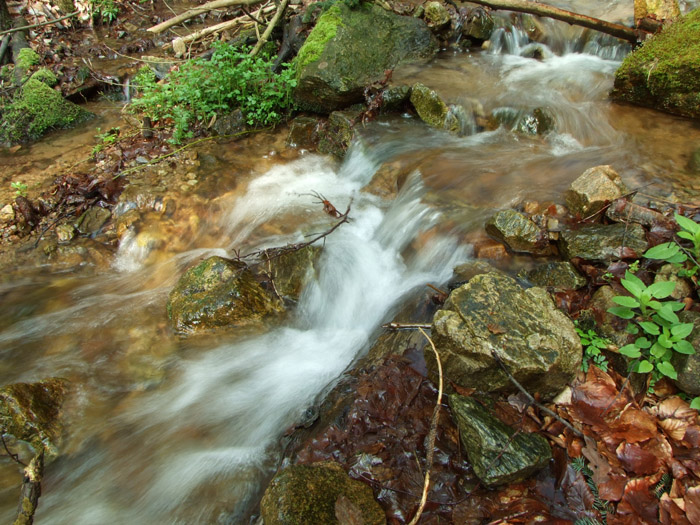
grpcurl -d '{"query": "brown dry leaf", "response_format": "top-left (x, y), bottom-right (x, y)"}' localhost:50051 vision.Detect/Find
top-left (656, 396), bottom-right (698, 421)
top-left (581, 439), bottom-right (627, 501)
top-left (685, 485), bottom-right (700, 524)
top-left (570, 367), bottom-right (631, 428)
top-left (615, 477), bottom-right (660, 524)
top-left (660, 493), bottom-right (691, 525)
top-left (607, 403), bottom-right (659, 444)
top-left (616, 442), bottom-right (663, 476)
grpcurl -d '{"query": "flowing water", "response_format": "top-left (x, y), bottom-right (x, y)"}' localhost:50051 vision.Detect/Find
top-left (2, 2), bottom-right (700, 523)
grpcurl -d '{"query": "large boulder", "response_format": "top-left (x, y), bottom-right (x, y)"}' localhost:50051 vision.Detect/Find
top-left (0, 378), bottom-right (68, 455)
top-left (565, 165), bottom-right (627, 218)
top-left (559, 223), bottom-right (648, 262)
top-left (449, 395), bottom-right (551, 487)
top-left (260, 462), bottom-right (386, 525)
top-left (166, 256), bottom-right (281, 333)
top-left (293, 3), bottom-right (437, 113)
top-left (611, 8), bottom-right (700, 119)
top-left (430, 273), bottom-right (581, 400)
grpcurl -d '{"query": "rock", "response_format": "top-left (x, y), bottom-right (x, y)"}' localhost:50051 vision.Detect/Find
top-left (380, 84), bottom-right (411, 112)
top-left (462, 7), bottom-right (495, 42)
top-left (687, 147), bottom-right (700, 173)
top-left (166, 256), bottom-right (281, 333)
top-left (260, 462), bottom-right (386, 525)
top-left (410, 82), bottom-right (448, 129)
top-left (449, 394), bottom-right (551, 486)
top-left (492, 107), bottom-right (555, 136)
top-left (605, 198), bottom-right (672, 229)
top-left (444, 104), bottom-right (475, 136)
top-left (485, 209), bottom-right (550, 255)
top-left (318, 107), bottom-right (363, 158)
top-left (634, 0), bottom-right (680, 24)
top-left (75, 206), bottom-right (111, 235)
top-left (0, 203), bottom-right (14, 223)
top-left (260, 246), bottom-right (321, 302)
top-left (293, 3), bottom-right (436, 113)
top-left (286, 116), bottom-right (322, 150)
top-left (212, 108), bottom-right (246, 137)
top-left (0, 73), bottom-right (92, 145)
top-left (559, 223), bottom-right (648, 262)
top-left (565, 165), bottom-right (628, 217)
top-left (520, 261), bottom-right (587, 290)
top-left (611, 9), bottom-right (700, 119)
top-left (140, 55), bottom-right (175, 79)
top-left (0, 378), bottom-right (68, 455)
top-left (423, 1), bottom-right (451, 30)
top-left (430, 273), bottom-right (581, 400)
top-left (55, 223), bottom-right (75, 243)
top-left (452, 260), bottom-right (505, 283)
top-left (362, 160), bottom-right (413, 199)
top-left (673, 311), bottom-right (700, 395)
top-left (654, 264), bottom-right (693, 300)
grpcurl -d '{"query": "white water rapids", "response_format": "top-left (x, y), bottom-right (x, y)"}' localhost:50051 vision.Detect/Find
top-left (1, 3), bottom-right (700, 523)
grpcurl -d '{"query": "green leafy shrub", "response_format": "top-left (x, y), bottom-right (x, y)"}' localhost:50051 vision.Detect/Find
top-left (131, 42), bottom-right (297, 143)
top-left (575, 324), bottom-right (610, 373)
top-left (91, 0), bottom-right (119, 23)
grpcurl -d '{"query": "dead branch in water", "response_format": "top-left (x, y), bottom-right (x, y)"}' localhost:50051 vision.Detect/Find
top-left (13, 450), bottom-right (44, 525)
top-left (467, 0), bottom-right (641, 44)
top-left (147, 0), bottom-right (264, 33)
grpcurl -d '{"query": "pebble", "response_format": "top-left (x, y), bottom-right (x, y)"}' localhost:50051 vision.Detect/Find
top-left (0, 204), bottom-right (14, 223)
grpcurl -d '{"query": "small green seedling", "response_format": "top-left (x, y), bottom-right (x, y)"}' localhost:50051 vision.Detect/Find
top-left (11, 181), bottom-right (28, 197)
top-left (576, 325), bottom-right (610, 373)
top-left (675, 213), bottom-right (700, 260)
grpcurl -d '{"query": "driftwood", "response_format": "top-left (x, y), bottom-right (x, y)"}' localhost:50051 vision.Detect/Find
top-left (466, 0), bottom-right (640, 44)
top-left (147, 0), bottom-right (264, 34)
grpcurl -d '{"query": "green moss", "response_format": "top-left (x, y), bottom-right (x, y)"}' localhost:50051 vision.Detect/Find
top-left (0, 78), bottom-right (91, 144)
top-left (294, 4), bottom-right (344, 74)
top-left (613, 8), bottom-right (700, 117)
top-left (31, 68), bottom-right (58, 86)
top-left (16, 48), bottom-right (40, 70)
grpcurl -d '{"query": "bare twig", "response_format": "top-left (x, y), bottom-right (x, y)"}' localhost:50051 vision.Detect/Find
top-left (426, 283), bottom-right (447, 296)
top-left (382, 322), bottom-right (432, 330)
top-left (249, 0), bottom-right (288, 57)
top-left (0, 11), bottom-right (78, 37)
top-left (1, 435), bottom-right (26, 467)
top-left (407, 329), bottom-right (443, 525)
top-left (147, 0), bottom-right (264, 33)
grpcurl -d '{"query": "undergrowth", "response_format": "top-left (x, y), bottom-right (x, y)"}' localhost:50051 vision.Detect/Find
top-left (131, 42), bottom-right (297, 143)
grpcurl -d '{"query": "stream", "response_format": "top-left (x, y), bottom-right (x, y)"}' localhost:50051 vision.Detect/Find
top-left (2, 1), bottom-right (700, 523)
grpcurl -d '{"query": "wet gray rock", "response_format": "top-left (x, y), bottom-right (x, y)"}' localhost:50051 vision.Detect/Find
top-left (462, 6), bottom-right (495, 41)
top-left (423, 1), bottom-right (451, 30)
top-left (673, 311), bottom-right (700, 395)
top-left (212, 108), bottom-right (246, 137)
top-left (449, 395), bottom-right (551, 486)
top-left (258, 246), bottom-right (322, 303)
top-left (565, 165), bottom-right (628, 217)
top-left (520, 261), bottom-right (587, 290)
top-left (492, 107), bottom-right (555, 136)
top-left (286, 116), bottom-right (321, 150)
top-left (0, 378), bottom-right (68, 456)
top-left (167, 256), bottom-right (281, 333)
top-left (293, 3), bottom-right (436, 113)
top-left (260, 462), bottom-right (386, 525)
top-left (559, 223), bottom-right (648, 262)
top-left (318, 107), bottom-right (363, 158)
top-left (75, 206), bottom-right (111, 235)
top-left (380, 84), bottom-right (411, 112)
top-left (485, 209), bottom-right (550, 254)
top-left (430, 273), bottom-right (581, 400)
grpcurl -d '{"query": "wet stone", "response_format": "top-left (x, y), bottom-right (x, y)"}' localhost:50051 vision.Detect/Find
top-left (286, 116), bottom-right (321, 150)
top-left (559, 222), bottom-right (648, 262)
top-left (520, 261), bottom-right (587, 290)
top-left (410, 82), bottom-right (448, 129)
top-left (260, 462), bottom-right (386, 525)
top-left (565, 165), bottom-right (628, 217)
top-left (55, 223), bottom-right (75, 243)
top-left (318, 108), bottom-right (362, 159)
top-left (449, 394), bottom-right (551, 487)
top-left (75, 206), bottom-right (111, 235)
top-left (485, 209), bottom-right (550, 255)
top-left (423, 1), bottom-right (451, 29)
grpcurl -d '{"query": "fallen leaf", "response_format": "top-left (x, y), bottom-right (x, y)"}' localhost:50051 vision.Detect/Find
top-left (615, 477), bottom-right (659, 523)
top-left (616, 442), bottom-right (662, 476)
top-left (685, 485), bottom-right (700, 524)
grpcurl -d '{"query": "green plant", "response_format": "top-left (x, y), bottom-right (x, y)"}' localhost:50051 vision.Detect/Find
top-left (11, 181), bottom-right (27, 197)
top-left (675, 212), bottom-right (700, 259)
top-left (91, 127), bottom-right (119, 156)
top-left (607, 271), bottom-right (694, 387)
top-left (91, 0), bottom-right (119, 23)
top-left (131, 42), bottom-right (297, 143)
top-left (576, 324), bottom-right (610, 373)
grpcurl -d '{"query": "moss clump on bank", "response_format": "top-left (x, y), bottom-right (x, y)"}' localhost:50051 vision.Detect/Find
top-left (294, 4), bottom-right (344, 74)
top-left (16, 48), bottom-right (40, 70)
top-left (612, 8), bottom-right (700, 118)
top-left (0, 72), bottom-right (91, 144)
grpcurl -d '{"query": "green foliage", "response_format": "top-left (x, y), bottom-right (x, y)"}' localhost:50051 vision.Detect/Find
top-left (691, 397), bottom-right (700, 410)
top-left (91, 127), bottom-right (119, 156)
top-left (16, 48), bottom-right (40, 70)
top-left (131, 42), bottom-right (297, 143)
top-left (675, 212), bottom-right (700, 260)
top-left (31, 68), bottom-right (58, 86)
top-left (91, 0), bottom-right (119, 23)
top-left (295, 4), bottom-right (344, 71)
top-left (11, 181), bottom-right (28, 197)
top-left (576, 324), bottom-right (610, 373)
top-left (607, 270), bottom-right (694, 387)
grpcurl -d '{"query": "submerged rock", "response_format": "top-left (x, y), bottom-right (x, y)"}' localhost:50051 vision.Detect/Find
top-left (166, 256), bottom-right (281, 333)
top-left (258, 245), bottom-right (322, 303)
top-left (293, 3), bottom-right (436, 113)
top-left (559, 223), bottom-right (648, 262)
top-left (0, 378), bottom-right (68, 455)
top-left (449, 395), bottom-right (551, 486)
top-left (430, 273), bottom-right (581, 400)
top-left (260, 462), bottom-right (386, 525)
top-left (565, 165), bottom-right (628, 218)
top-left (611, 8), bottom-right (700, 119)
top-left (485, 209), bottom-right (550, 255)
top-left (286, 116), bottom-right (322, 150)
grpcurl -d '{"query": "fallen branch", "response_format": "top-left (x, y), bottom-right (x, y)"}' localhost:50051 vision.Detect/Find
top-left (249, 0), bottom-right (288, 57)
top-left (0, 10), bottom-right (78, 37)
top-left (407, 328), bottom-right (443, 525)
top-left (167, 7), bottom-right (275, 48)
top-left (147, 0), bottom-right (264, 34)
top-left (382, 322), bottom-right (432, 330)
top-left (467, 0), bottom-right (640, 44)
top-left (13, 450), bottom-right (44, 525)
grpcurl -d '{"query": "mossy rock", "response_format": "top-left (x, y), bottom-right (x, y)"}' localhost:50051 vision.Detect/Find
top-left (409, 82), bottom-right (448, 128)
top-left (558, 223), bottom-right (648, 262)
top-left (0, 378), bottom-right (68, 455)
top-left (260, 245), bottom-right (322, 302)
top-left (293, 3), bottom-right (436, 113)
top-left (166, 256), bottom-right (281, 333)
top-left (611, 9), bottom-right (700, 119)
top-left (317, 107), bottom-right (363, 158)
top-left (0, 74), bottom-right (92, 145)
top-left (260, 462), bottom-right (386, 525)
